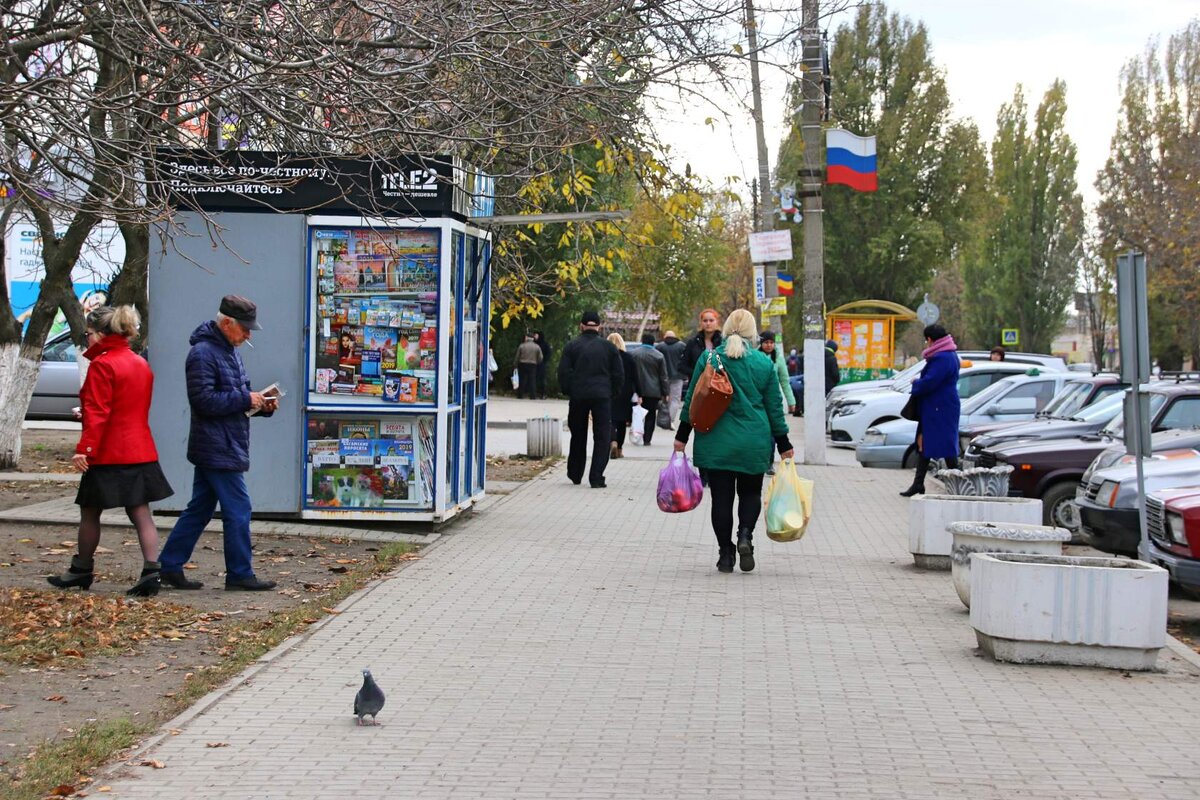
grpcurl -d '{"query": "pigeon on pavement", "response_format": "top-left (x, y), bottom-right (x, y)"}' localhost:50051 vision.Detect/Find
top-left (354, 668), bottom-right (386, 726)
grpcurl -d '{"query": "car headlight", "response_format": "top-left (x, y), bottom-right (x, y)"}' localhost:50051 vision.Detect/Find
top-left (836, 402), bottom-right (862, 416)
top-left (1097, 480), bottom-right (1121, 508)
top-left (1167, 512), bottom-right (1188, 545)
top-left (861, 430), bottom-right (886, 446)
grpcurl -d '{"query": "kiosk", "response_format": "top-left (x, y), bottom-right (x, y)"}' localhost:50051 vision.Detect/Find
top-left (148, 151), bottom-right (492, 523)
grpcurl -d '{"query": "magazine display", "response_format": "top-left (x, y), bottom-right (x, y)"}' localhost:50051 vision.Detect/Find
top-left (305, 416), bottom-right (433, 509)
top-left (311, 227), bottom-right (439, 402)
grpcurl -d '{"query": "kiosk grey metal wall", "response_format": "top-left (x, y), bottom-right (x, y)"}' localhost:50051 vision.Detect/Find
top-left (148, 211), bottom-right (306, 513)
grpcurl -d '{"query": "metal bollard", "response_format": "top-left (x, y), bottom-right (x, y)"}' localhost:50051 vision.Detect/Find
top-left (526, 417), bottom-right (563, 457)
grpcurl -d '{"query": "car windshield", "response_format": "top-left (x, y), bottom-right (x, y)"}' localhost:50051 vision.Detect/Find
top-left (961, 377), bottom-right (1019, 413)
top-left (1040, 381), bottom-right (1093, 418)
top-left (1072, 392), bottom-right (1124, 422)
top-left (1102, 393), bottom-right (1167, 436)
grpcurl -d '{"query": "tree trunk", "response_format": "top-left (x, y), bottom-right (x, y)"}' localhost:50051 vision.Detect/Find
top-left (0, 344), bottom-right (41, 469)
top-left (108, 221), bottom-right (150, 351)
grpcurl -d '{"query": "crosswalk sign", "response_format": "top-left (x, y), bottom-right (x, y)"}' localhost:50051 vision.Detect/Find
top-left (1001, 328), bottom-right (1019, 346)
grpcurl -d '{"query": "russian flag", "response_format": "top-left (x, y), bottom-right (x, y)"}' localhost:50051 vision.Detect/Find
top-left (777, 272), bottom-right (794, 296)
top-left (826, 129), bottom-right (877, 192)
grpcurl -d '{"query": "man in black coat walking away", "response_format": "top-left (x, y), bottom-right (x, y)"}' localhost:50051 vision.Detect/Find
top-left (558, 311), bottom-right (624, 488)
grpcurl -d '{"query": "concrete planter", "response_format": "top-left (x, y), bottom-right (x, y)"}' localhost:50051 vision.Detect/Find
top-left (934, 465), bottom-right (1015, 497)
top-left (949, 521), bottom-right (1070, 608)
top-left (908, 495), bottom-right (1042, 570)
top-left (970, 553), bottom-right (1168, 671)
top-left (526, 417), bottom-right (563, 457)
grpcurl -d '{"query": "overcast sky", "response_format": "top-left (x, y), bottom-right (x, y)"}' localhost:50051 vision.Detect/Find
top-left (653, 1), bottom-right (1198, 208)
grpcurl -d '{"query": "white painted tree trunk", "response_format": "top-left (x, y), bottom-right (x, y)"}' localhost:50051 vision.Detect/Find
top-left (0, 344), bottom-right (41, 469)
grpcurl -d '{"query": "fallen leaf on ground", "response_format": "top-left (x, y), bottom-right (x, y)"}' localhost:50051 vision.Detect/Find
top-left (97, 787), bottom-right (112, 792)
top-left (0, 704), bottom-right (14, 710)
top-left (140, 759), bottom-right (166, 769)
top-left (183, 563), bottom-right (198, 570)
top-left (328, 565), bottom-right (348, 574)
top-left (320, 607), bottom-right (341, 614)
top-left (43, 694), bottom-right (66, 702)
top-left (168, 729), bottom-right (182, 735)
top-left (49, 784), bottom-right (75, 796)
top-left (205, 742), bottom-right (229, 748)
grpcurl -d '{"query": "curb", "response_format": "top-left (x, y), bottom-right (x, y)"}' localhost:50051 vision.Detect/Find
top-left (1165, 635), bottom-right (1200, 674)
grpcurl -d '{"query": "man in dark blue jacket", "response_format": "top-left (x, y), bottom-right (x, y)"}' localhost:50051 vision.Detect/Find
top-left (557, 310), bottom-right (623, 488)
top-left (159, 295), bottom-right (279, 591)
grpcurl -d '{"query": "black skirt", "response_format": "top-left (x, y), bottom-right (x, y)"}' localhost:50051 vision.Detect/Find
top-left (75, 462), bottom-right (174, 509)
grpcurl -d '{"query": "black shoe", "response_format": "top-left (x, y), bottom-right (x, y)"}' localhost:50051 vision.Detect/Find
top-left (225, 576), bottom-right (277, 591)
top-left (716, 551), bottom-right (735, 573)
top-left (589, 479), bottom-right (607, 488)
top-left (899, 484), bottom-right (926, 498)
top-left (569, 476), bottom-right (582, 485)
top-left (161, 571), bottom-right (204, 590)
top-left (126, 572), bottom-right (161, 598)
top-left (737, 533), bottom-right (755, 572)
top-left (47, 570), bottom-right (94, 591)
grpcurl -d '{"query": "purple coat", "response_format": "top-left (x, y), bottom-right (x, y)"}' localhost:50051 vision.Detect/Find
top-left (909, 350), bottom-right (960, 459)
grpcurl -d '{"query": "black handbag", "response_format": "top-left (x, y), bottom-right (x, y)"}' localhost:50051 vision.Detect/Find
top-left (900, 394), bottom-right (919, 421)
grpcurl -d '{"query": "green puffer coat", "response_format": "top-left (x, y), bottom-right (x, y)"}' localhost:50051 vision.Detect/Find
top-left (680, 343), bottom-right (789, 474)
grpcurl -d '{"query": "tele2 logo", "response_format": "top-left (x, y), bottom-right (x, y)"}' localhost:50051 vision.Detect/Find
top-left (381, 169), bottom-right (438, 193)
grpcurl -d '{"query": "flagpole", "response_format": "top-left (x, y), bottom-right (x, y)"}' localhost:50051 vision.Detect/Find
top-left (800, 0), bottom-right (826, 464)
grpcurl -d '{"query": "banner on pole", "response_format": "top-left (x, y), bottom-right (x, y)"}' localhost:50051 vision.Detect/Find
top-left (748, 230), bottom-right (793, 263)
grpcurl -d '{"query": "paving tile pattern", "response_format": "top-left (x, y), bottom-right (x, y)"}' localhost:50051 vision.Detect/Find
top-left (94, 458), bottom-right (1200, 799)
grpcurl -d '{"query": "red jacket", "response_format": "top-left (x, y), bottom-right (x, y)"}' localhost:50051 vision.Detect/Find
top-left (76, 335), bottom-right (160, 465)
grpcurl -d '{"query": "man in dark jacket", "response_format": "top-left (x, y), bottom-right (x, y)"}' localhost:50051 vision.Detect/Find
top-left (655, 330), bottom-right (687, 425)
top-left (824, 339), bottom-right (841, 396)
top-left (159, 295), bottom-right (279, 591)
top-left (557, 310), bottom-right (623, 488)
top-left (630, 333), bottom-right (670, 444)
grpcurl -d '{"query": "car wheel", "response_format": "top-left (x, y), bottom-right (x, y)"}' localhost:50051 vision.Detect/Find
top-left (902, 447), bottom-right (919, 470)
top-left (1042, 482), bottom-right (1081, 535)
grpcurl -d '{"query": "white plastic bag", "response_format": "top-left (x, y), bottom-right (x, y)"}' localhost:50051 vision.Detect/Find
top-left (511, 369), bottom-right (519, 391)
top-left (630, 404), bottom-right (648, 445)
top-left (764, 458), bottom-right (814, 542)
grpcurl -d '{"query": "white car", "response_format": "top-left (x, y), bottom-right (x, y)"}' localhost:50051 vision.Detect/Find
top-left (828, 362), bottom-right (1062, 448)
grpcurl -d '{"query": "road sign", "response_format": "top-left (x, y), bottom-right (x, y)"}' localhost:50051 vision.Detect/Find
top-left (748, 230), bottom-right (793, 263)
top-left (760, 297), bottom-right (788, 317)
top-left (1001, 328), bottom-right (1019, 346)
top-left (916, 300), bottom-right (939, 326)
top-left (753, 266), bottom-right (766, 302)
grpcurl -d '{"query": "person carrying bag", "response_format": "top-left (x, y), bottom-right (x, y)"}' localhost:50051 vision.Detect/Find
top-left (675, 309), bottom-right (793, 574)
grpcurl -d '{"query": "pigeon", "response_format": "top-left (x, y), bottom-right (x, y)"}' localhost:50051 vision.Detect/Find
top-left (354, 668), bottom-right (385, 726)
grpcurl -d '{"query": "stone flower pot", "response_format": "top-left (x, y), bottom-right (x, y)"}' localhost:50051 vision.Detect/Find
top-left (934, 465), bottom-right (1014, 497)
top-left (949, 521), bottom-right (1070, 608)
top-left (970, 553), bottom-right (1168, 671)
top-left (908, 495), bottom-right (1042, 570)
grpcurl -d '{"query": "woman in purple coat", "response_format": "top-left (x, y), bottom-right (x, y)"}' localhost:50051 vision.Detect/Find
top-left (900, 325), bottom-right (961, 497)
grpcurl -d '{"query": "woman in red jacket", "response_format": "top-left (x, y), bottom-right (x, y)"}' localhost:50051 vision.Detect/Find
top-left (48, 305), bottom-right (173, 596)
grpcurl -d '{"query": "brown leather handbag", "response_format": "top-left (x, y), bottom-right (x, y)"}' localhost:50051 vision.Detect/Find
top-left (688, 352), bottom-right (733, 432)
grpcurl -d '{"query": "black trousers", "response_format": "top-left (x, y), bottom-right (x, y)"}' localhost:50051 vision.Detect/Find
top-left (567, 397), bottom-right (612, 485)
top-left (612, 420), bottom-right (627, 449)
top-left (517, 363), bottom-right (538, 399)
top-left (536, 361), bottom-right (548, 398)
top-left (706, 469), bottom-right (765, 553)
top-left (639, 397), bottom-right (660, 444)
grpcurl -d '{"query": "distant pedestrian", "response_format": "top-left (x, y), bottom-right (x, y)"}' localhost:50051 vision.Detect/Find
top-left (990, 346), bottom-right (1006, 362)
top-left (533, 331), bottom-right (552, 398)
top-left (158, 295), bottom-right (280, 591)
top-left (758, 331), bottom-right (796, 415)
top-left (900, 324), bottom-right (962, 498)
top-left (655, 330), bottom-right (687, 424)
top-left (786, 348), bottom-right (801, 377)
top-left (607, 333), bottom-right (637, 459)
top-left (48, 305), bottom-right (174, 597)
top-left (824, 340), bottom-right (841, 395)
top-left (683, 308), bottom-right (722, 379)
top-left (514, 334), bottom-right (543, 399)
top-left (629, 333), bottom-right (670, 445)
top-left (558, 311), bottom-right (624, 488)
top-left (676, 309), bottom-right (793, 573)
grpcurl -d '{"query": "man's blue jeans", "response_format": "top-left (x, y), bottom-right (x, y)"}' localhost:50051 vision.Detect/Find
top-left (159, 466), bottom-right (255, 580)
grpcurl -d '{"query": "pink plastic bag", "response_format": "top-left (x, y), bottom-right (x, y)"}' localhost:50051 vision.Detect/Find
top-left (657, 452), bottom-right (705, 513)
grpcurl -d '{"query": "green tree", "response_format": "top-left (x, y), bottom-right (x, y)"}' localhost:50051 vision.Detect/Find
top-left (1096, 20), bottom-right (1200, 364)
top-left (963, 82), bottom-right (1084, 353)
top-left (776, 4), bottom-right (990, 314)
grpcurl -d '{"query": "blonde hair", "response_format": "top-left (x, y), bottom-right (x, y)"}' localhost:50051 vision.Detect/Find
top-left (721, 308), bottom-right (757, 359)
top-left (87, 304), bottom-right (140, 338)
top-left (607, 332), bottom-right (626, 352)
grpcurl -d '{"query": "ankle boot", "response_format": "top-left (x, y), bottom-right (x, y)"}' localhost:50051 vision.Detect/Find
top-left (736, 529), bottom-right (755, 572)
top-left (716, 550), bottom-right (735, 573)
top-left (48, 554), bottom-right (94, 591)
top-left (899, 483), bottom-right (926, 497)
top-left (127, 561), bottom-right (162, 597)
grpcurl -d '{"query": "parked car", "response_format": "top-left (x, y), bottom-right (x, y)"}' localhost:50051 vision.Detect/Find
top-left (1144, 487), bottom-right (1200, 599)
top-left (1076, 447), bottom-right (1200, 557)
top-left (959, 387), bottom-right (1125, 460)
top-left (971, 382), bottom-right (1200, 532)
top-left (959, 374), bottom-right (1126, 454)
top-left (27, 331), bottom-right (81, 420)
top-left (828, 361), bottom-right (1057, 448)
top-left (855, 371), bottom-right (1076, 469)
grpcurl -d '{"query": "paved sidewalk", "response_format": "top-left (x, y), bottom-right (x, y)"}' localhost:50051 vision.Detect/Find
top-left (94, 456), bottom-right (1198, 799)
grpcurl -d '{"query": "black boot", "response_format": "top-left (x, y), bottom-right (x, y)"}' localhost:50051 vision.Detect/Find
top-left (161, 571), bottom-right (204, 590)
top-left (900, 456), bottom-right (929, 497)
top-left (736, 529), bottom-right (755, 572)
top-left (716, 550), bottom-right (735, 573)
top-left (127, 561), bottom-right (162, 597)
top-left (48, 554), bottom-right (95, 591)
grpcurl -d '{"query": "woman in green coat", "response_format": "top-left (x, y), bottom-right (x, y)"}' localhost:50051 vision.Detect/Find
top-left (675, 309), bottom-right (794, 573)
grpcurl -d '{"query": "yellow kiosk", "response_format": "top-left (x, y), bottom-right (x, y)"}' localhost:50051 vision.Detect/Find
top-left (825, 300), bottom-right (917, 383)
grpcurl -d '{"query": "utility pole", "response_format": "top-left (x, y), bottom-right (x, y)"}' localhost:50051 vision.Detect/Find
top-left (800, 0), bottom-right (826, 464)
top-left (745, 0), bottom-right (781, 337)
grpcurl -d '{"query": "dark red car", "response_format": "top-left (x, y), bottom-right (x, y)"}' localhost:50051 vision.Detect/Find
top-left (1145, 487), bottom-right (1200, 599)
